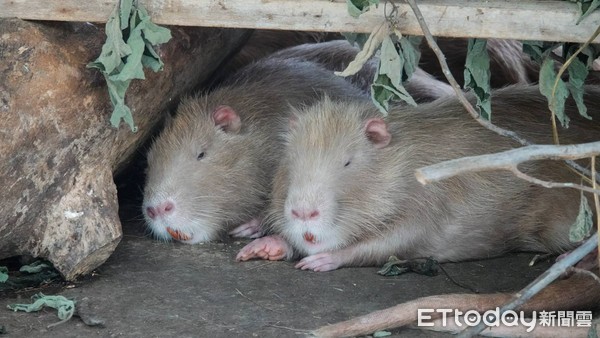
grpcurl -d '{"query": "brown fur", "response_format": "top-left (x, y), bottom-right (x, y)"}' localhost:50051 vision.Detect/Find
top-left (268, 85), bottom-right (600, 268)
top-left (420, 38), bottom-right (539, 88)
top-left (270, 40), bottom-right (454, 101)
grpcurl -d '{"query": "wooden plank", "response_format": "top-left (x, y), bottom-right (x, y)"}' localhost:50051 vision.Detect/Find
top-left (1, 0), bottom-right (599, 43)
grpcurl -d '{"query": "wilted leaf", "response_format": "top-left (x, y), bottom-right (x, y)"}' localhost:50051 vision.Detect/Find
top-left (335, 24), bottom-right (388, 77)
top-left (567, 57), bottom-right (592, 119)
top-left (575, 0), bottom-right (600, 24)
top-left (346, 0), bottom-right (379, 18)
top-left (87, 13), bottom-right (132, 75)
top-left (19, 261), bottom-right (50, 274)
top-left (342, 32), bottom-right (370, 49)
top-left (0, 266), bottom-right (7, 283)
top-left (87, 0), bottom-right (171, 131)
top-left (539, 58), bottom-right (570, 127)
top-left (377, 256), bottom-right (439, 277)
top-left (398, 36), bottom-right (422, 81)
top-left (464, 38), bottom-right (492, 120)
top-left (521, 40), bottom-right (559, 64)
top-left (569, 193), bottom-right (593, 242)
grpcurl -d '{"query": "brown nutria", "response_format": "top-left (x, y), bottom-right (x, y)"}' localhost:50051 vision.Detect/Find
top-left (237, 85), bottom-right (600, 271)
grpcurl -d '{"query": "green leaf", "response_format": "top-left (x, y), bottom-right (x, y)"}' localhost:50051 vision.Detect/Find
top-left (111, 24), bottom-right (147, 82)
top-left (576, 0), bottom-right (600, 24)
top-left (342, 32), bottom-right (370, 49)
top-left (380, 35), bottom-right (403, 89)
top-left (567, 57), bottom-right (592, 120)
top-left (8, 292), bottom-right (75, 322)
top-left (539, 58), bottom-right (570, 127)
top-left (19, 261), bottom-right (50, 274)
top-left (464, 39), bottom-right (492, 120)
top-left (137, 6), bottom-right (172, 45)
top-left (119, 0), bottom-right (134, 30)
top-left (373, 331), bottom-right (392, 337)
top-left (398, 36), bottom-right (422, 81)
top-left (87, 14), bottom-right (132, 75)
top-left (0, 266), bottom-right (8, 283)
top-left (521, 40), bottom-right (558, 64)
top-left (569, 193), bottom-right (593, 242)
top-left (346, 0), bottom-right (379, 18)
top-left (377, 256), bottom-right (439, 277)
top-left (86, 0), bottom-right (171, 131)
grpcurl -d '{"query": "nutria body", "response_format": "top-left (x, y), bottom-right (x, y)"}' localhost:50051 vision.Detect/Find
top-left (237, 85), bottom-right (600, 271)
top-left (270, 40), bottom-right (454, 101)
top-left (143, 57), bottom-right (367, 244)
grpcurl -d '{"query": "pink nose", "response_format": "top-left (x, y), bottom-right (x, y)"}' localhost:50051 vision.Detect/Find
top-left (146, 201), bottom-right (175, 219)
top-left (291, 208), bottom-right (320, 221)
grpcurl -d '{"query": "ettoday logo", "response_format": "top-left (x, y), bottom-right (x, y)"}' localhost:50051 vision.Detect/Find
top-left (417, 308), bottom-right (593, 332)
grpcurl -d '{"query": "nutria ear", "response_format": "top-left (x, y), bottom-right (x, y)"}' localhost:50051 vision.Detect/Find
top-left (212, 105), bottom-right (242, 133)
top-left (288, 114), bottom-right (299, 131)
top-left (364, 118), bottom-right (391, 149)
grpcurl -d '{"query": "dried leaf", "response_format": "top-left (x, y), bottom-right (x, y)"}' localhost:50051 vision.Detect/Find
top-left (464, 39), bottom-right (492, 120)
top-left (539, 58), bottom-right (570, 127)
top-left (335, 24), bottom-right (388, 77)
top-left (569, 193), bottom-right (593, 242)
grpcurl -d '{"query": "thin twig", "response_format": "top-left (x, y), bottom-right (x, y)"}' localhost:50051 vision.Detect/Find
top-left (510, 167), bottom-right (600, 195)
top-left (593, 156), bottom-right (600, 268)
top-left (416, 141), bottom-right (600, 186)
top-left (266, 324), bottom-right (311, 333)
top-left (404, 0), bottom-right (531, 146)
top-left (235, 288), bottom-right (275, 312)
top-left (457, 233), bottom-right (598, 337)
top-left (567, 267), bottom-right (600, 285)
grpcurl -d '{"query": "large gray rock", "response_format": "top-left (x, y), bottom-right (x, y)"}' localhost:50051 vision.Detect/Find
top-left (0, 18), bottom-right (249, 280)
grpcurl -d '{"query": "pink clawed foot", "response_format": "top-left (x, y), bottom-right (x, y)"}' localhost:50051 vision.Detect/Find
top-left (236, 235), bottom-right (291, 262)
top-left (229, 217), bottom-right (264, 239)
top-left (295, 252), bottom-right (342, 272)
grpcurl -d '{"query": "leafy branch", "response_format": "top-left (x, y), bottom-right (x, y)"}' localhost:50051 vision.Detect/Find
top-left (87, 0), bottom-right (172, 132)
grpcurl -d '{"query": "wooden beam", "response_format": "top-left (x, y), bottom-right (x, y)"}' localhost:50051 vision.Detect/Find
top-left (1, 0), bottom-right (599, 43)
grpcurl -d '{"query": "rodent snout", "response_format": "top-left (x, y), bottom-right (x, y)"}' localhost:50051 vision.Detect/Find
top-left (146, 200), bottom-right (175, 219)
top-left (291, 208), bottom-right (320, 221)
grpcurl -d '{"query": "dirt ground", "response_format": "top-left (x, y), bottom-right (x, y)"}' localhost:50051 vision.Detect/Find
top-left (0, 215), bottom-right (556, 337)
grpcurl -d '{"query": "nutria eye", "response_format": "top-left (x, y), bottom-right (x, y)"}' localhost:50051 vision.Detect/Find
top-left (197, 152), bottom-right (205, 160)
top-left (344, 160), bottom-right (351, 167)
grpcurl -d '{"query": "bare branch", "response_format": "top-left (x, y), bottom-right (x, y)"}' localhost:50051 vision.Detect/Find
top-left (415, 141), bottom-right (600, 186)
top-left (509, 167), bottom-right (600, 195)
top-left (457, 233), bottom-right (598, 337)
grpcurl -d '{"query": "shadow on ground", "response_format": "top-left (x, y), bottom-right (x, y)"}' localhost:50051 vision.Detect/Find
top-left (0, 216), bottom-right (554, 337)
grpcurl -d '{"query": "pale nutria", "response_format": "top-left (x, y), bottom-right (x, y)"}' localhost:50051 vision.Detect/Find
top-left (237, 85), bottom-right (600, 271)
top-left (143, 58), bottom-right (366, 244)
